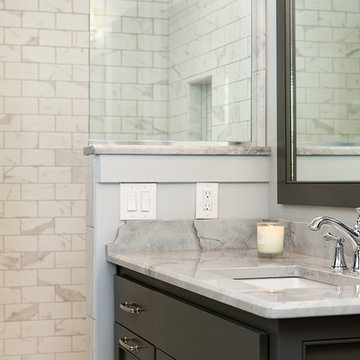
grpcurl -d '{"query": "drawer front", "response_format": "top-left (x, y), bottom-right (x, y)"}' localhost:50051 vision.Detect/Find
top-left (115, 322), bottom-right (155, 360)
top-left (156, 350), bottom-right (174, 360)
top-left (115, 275), bottom-right (267, 360)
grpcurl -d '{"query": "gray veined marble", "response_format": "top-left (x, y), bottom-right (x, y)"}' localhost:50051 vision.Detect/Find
top-left (107, 218), bottom-right (260, 253)
top-left (107, 218), bottom-right (360, 319)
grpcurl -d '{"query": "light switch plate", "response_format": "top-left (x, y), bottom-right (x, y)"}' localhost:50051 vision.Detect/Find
top-left (120, 184), bottom-right (157, 220)
top-left (196, 183), bottom-right (218, 219)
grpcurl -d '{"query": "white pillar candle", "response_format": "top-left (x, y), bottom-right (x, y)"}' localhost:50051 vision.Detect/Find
top-left (257, 222), bottom-right (284, 256)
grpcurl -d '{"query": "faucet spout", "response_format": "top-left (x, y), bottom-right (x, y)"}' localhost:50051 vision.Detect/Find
top-left (308, 216), bottom-right (360, 249)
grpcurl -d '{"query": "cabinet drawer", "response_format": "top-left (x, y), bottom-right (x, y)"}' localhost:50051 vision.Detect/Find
top-left (115, 322), bottom-right (154, 360)
top-left (115, 275), bottom-right (267, 360)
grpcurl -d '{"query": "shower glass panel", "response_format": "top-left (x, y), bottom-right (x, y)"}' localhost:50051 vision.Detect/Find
top-left (89, 0), bottom-right (252, 143)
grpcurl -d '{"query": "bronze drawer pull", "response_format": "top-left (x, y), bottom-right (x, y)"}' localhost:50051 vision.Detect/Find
top-left (119, 336), bottom-right (140, 352)
top-left (120, 301), bottom-right (142, 314)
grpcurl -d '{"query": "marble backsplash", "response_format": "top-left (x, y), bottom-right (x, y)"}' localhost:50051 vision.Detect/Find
top-left (107, 218), bottom-right (354, 263)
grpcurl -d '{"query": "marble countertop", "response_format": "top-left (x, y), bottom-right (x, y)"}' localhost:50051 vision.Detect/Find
top-left (107, 248), bottom-right (360, 319)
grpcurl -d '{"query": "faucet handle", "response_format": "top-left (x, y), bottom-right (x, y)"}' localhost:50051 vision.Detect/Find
top-left (323, 232), bottom-right (343, 244)
top-left (323, 233), bottom-right (348, 271)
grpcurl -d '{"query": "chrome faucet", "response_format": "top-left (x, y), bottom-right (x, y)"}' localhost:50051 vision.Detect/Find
top-left (308, 208), bottom-right (360, 273)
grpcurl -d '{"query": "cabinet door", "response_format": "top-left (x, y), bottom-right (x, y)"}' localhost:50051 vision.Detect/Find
top-left (115, 322), bottom-right (155, 360)
top-left (156, 350), bottom-right (174, 360)
top-left (115, 275), bottom-right (267, 360)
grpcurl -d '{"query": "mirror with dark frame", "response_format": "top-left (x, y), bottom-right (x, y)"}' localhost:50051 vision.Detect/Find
top-left (277, 0), bottom-right (360, 207)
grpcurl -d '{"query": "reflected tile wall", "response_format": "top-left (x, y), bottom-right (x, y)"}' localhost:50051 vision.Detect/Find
top-left (168, 0), bottom-right (252, 141)
top-left (0, 0), bottom-right (88, 359)
top-left (296, 0), bottom-right (360, 144)
top-left (89, 0), bottom-right (169, 141)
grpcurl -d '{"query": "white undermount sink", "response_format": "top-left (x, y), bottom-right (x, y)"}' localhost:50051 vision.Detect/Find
top-left (237, 276), bottom-right (334, 290)
top-left (204, 266), bottom-right (360, 290)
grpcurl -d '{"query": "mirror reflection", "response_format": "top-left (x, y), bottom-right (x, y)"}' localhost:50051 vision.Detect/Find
top-left (292, 0), bottom-right (360, 181)
top-left (89, 0), bottom-right (252, 143)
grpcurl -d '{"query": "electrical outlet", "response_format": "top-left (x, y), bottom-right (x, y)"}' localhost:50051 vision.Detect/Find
top-left (196, 183), bottom-right (218, 219)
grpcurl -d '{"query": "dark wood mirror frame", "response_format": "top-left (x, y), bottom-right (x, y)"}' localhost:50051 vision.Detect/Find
top-left (277, 0), bottom-right (360, 208)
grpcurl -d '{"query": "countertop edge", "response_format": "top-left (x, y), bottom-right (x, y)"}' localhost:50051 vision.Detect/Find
top-left (84, 144), bottom-right (271, 156)
top-left (106, 250), bottom-right (360, 320)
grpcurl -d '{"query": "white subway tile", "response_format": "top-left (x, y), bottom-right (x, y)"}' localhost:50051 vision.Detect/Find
top-left (55, 116), bottom-right (88, 132)
top-left (55, 218), bottom-right (85, 234)
top-left (40, 30), bottom-right (71, 47)
top-left (4, 270), bottom-right (37, 287)
top-left (73, 99), bottom-right (89, 115)
top-left (22, 150), bottom-right (54, 166)
top-left (72, 31), bottom-right (89, 48)
top-left (0, 11), bottom-right (22, 27)
top-left (22, 320), bottom-right (55, 337)
top-left (56, 82), bottom-right (88, 99)
top-left (22, 115), bottom-right (55, 132)
top-left (4, 201), bottom-right (37, 218)
top-left (21, 217), bottom-right (54, 235)
top-left (122, 17), bottom-right (153, 34)
top-left (40, 64), bottom-right (72, 81)
top-left (122, 50), bottom-right (153, 67)
top-left (39, 302), bottom-right (71, 320)
top-left (22, 286), bottom-right (55, 303)
top-left (38, 269), bottom-right (71, 285)
top-left (55, 251), bottom-right (85, 268)
top-left (0, 287), bottom-right (21, 304)
top-left (22, 184), bottom-right (54, 200)
top-left (105, 66), bottom-right (137, 83)
top-left (106, 1), bottom-right (137, 16)
top-left (56, 14), bottom-right (89, 31)
top-left (138, 2), bottom-right (168, 18)
top-left (4, 235), bottom-right (37, 252)
top-left (38, 335), bottom-right (71, 353)
top-left (5, 0), bottom-right (38, 11)
top-left (0, 80), bottom-right (21, 96)
top-left (333, 0), bottom-right (359, 11)
top-left (5, 97), bottom-right (38, 115)
top-left (56, 48), bottom-right (88, 65)
top-left (5, 63), bottom-right (38, 80)
top-left (5, 28), bottom-right (38, 45)
top-left (0, 45), bottom-right (21, 61)
top-left (38, 234), bottom-right (71, 251)
top-left (22, 11), bottom-right (55, 29)
top-left (39, 0), bottom-right (72, 12)
top-left (23, 80), bottom-right (56, 98)
top-left (23, 46), bottom-right (55, 63)
top-left (39, 201), bottom-right (71, 217)
top-left (0, 184), bottom-right (20, 200)
top-left (39, 167), bottom-right (71, 183)
top-left (39, 133), bottom-right (72, 149)
top-left (39, 98), bottom-right (72, 115)
top-left (4, 167), bottom-right (38, 184)
top-left (21, 251), bottom-right (54, 269)
top-left (73, 0), bottom-right (89, 14)
top-left (138, 34), bottom-right (168, 51)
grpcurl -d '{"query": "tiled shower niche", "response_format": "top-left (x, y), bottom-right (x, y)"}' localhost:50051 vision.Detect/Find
top-left (89, 0), bottom-right (253, 143)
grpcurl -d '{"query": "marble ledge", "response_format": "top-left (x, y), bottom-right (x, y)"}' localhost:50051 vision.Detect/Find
top-left (297, 146), bottom-right (360, 156)
top-left (83, 144), bottom-right (271, 156)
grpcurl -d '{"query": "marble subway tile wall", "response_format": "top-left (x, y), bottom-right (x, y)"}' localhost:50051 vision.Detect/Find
top-left (89, 0), bottom-right (169, 141)
top-left (168, 0), bottom-right (252, 141)
top-left (0, 0), bottom-right (88, 359)
top-left (295, 0), bottom-right (360, 144)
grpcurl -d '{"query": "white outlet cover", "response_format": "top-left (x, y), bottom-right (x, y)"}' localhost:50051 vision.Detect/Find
top-left (120, 184), bottom-right (157, 220)
top-left (196, 183), bottom-right (218, 219)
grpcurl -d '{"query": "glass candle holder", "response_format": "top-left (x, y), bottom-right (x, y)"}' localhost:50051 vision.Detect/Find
top-left (257, 222), bottom-right (284, 258)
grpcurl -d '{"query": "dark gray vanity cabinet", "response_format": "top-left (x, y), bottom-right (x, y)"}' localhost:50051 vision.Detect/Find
top-left (114, 267), bottom-right (360, 360)
top-left (114, 274), bottom-right (267, 360)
